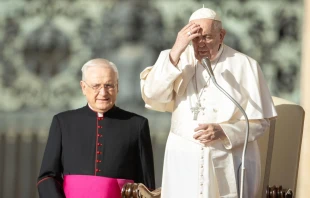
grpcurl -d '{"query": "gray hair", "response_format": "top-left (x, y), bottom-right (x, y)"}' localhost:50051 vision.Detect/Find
top-left (212, 20), bottom-right (222, 32)
top-left (81, 58), bottom-right (119, 81)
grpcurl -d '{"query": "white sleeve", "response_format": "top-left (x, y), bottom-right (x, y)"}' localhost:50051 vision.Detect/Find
top-left (142, 50), bottom-right (182, 103)
top-left (219, 118), bottom-right (270, 149)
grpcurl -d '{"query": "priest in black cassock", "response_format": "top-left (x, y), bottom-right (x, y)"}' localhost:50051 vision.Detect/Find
top-left (37, 58), bottom-right (155, 198)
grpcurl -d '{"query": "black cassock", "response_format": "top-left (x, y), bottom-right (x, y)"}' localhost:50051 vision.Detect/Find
top-left (37, 105), bottom-right (155, 197)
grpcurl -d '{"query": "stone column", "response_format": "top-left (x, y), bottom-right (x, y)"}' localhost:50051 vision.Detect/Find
top-left (296, 0), bottom-right (310, 197)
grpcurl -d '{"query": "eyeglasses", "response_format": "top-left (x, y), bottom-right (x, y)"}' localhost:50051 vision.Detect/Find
top-left (83, 81), bottom-right (117, 92)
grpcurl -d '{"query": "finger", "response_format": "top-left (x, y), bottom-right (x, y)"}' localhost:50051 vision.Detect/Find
top-left (188, 32), bottom-right (200, 40)
top-left (200, 139), bottom-right (215, 144)
top-left (193, 130), bottom-right (205, 139)
top-left (199, 134), bottom-right (216, 143)
top-left (195, 131), bottom-right (213, 140)
top-left (189, 25), bottom-right (200, 34)
top-left (197, 134), bottom-right (212, 141)
top-left (194, 126), bottom-right (203, 132)
top-left (180, 22), bottom-right (195, 32)
top-left (210, 134), bottom-right (216, 140)
top-left (182, 23), bottom-right (199, 35)
top-left (203, 133), bottom-right (214, 140)
top-left (194, 124), bottom-right (209, 132)
top-left (194, 125), bottom-right (205, 132)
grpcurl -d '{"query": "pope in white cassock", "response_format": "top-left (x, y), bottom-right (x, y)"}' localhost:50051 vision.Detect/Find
top-left (140, 7), bottom-right (277, 198)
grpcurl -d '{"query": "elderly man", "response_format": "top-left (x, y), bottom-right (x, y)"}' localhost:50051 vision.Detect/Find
top-left (141, 7), bottom-right (277, 198)
top-left (37, 58), bottom-right (155, 198)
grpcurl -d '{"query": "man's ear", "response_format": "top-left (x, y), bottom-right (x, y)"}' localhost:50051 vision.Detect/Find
top-left (220, 29), bottom-right (226, 43)
top-left (80, 81), bottom-right (86, 95)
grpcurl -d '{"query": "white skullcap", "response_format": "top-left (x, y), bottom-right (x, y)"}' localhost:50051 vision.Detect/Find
top-left (189, 7), bottom-right (221, 22)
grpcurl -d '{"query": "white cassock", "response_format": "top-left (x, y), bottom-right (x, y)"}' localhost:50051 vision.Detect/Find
top-left (140, 44), bottom-right (277, 198)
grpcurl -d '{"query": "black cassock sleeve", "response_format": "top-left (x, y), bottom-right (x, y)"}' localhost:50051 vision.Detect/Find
top-left (137, 119), bottom-right (156, 189)
top-left (37, 116), bottom-right (65, 198)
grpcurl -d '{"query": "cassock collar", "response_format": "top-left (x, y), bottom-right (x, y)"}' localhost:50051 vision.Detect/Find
top-left (193, 44), bottom-right (224, 67)
top-left (85, 104), bottom-right (118, 118)
top-left (210, 44), bottom-right (224, 63)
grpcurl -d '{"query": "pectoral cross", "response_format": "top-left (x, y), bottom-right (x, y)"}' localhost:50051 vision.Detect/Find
top-left (191, 101), bottom-right (205, 120)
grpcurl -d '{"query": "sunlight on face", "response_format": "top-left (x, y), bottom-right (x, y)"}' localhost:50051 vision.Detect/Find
top-left (81, 66), bottom-right (118, 113)
top-left (191, 19), bottom-right (225, 62)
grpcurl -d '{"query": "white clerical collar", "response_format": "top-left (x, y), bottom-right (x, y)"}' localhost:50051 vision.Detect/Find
top-left (210, 44), bottom-right (224, 63)
top-left (88, 104), bottom-right (104, 117)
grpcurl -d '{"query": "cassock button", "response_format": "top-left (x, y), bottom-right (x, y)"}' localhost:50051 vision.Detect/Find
top-left (97, 143), bottom-right (102, 146)
top-left (96, 160), bottom-right (102, 163)
top-left (96, 168), bottom-right (101, 172)
top-left (97, 151), bottom-right (102, 154)
top-left (97, 126), bottom-right (103, 128)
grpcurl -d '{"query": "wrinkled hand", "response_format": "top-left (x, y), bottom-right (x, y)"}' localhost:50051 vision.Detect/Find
top-left (193, 123), bottom-right (225, 144)
top-left (169, 23), bottom-right (200, 65)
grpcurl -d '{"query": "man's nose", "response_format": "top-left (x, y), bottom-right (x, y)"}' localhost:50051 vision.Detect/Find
top-left (198, 39), bottom-right (206, 47)
top-left (98, 87), bottom-right (108, 95)
top-left (196, 36), bottom-right (204, 44)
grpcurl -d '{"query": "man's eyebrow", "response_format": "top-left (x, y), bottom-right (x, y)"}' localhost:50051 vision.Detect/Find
top-left (92, 81), bottom-right (114, 85)
top-left (202, 33), bottom-right (212, 36)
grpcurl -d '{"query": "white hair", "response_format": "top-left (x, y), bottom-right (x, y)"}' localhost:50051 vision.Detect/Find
top-left (212, 20), bottom-right (222, 32)
top-left (81, 58), bottom-right (119, 81)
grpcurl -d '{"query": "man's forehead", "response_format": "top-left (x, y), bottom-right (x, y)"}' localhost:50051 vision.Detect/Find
top-left (87, 78), bottom-right (117, 85)
top-left (86, 66), bottom-right (114, 74)
top-left (192, 19), bottom-right (215, 33)
top-left (191, 18), bottom-right (214, 25)
top-left (86, 67), bottom-right (117, 80)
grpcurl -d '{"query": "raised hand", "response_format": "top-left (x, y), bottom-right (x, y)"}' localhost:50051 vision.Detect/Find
top-left (169, 23), bottom-right (200, 65)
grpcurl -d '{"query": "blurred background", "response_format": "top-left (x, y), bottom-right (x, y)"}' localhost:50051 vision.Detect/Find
top-left (0, 0), bottom-right (308, 197)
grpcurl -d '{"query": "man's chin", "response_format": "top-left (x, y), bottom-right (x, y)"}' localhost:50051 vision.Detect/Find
top-left (97, 104), bottom-right (113, 112)
top-left (199, 53), bottom-right (211, 59)
top-left (194, 54), bottom-right (202, 62)
top-left (195, 54), bottom-right (208, 62)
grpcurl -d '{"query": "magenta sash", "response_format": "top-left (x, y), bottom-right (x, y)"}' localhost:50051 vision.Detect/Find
top-left (63, 175), bottom-right (134, 198)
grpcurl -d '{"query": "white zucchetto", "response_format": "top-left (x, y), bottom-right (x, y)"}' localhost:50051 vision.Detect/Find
top-left (189, 7), bottom-right (221, 22)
